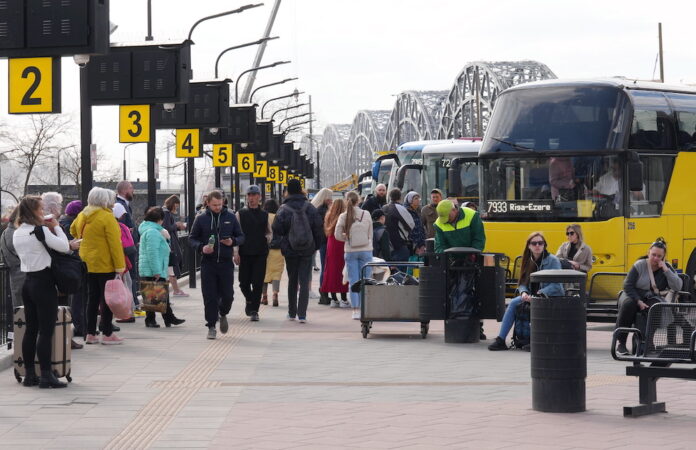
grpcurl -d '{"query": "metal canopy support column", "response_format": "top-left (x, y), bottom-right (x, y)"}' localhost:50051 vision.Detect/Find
top-left (147, 125), bottom-right (157, 207)
top-left (215, 167), bottom-right (221, 189)
top-left (79, 67), bottom-right (93, 203)
top-left (187, 157), bottom-right (197, 288)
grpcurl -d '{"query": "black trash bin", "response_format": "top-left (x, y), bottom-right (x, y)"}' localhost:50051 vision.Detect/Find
top-left (443, 247), bottom-right (481, 343)
top-left (478, 253), bottom-right (506, 322)
top-left (529, 269), bottom-right (587, 413)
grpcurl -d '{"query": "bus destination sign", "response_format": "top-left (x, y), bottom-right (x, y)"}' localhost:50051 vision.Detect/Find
top-left (486, 200), bottom-right (554, 215)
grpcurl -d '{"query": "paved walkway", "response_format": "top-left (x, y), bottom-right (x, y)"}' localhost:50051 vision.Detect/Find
top-left (1, 271), bottom-right (695, 449)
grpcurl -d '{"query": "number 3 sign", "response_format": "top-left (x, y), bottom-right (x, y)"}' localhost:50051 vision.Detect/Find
top-left (119, 105), bottom-right (151, 143)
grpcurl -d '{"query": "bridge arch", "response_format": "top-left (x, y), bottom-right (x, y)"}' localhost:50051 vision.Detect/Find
top-left (437, 60), bottom-right (556, 139)
top-left (319, 124), bottom-right (351, 187)
top-left (348, 110), bottom-right (391, 175)
top-left (383, 90), bottom-right (448, 151)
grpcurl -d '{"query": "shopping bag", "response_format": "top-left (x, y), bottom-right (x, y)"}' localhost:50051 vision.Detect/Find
top-left (140, 279), bottom-right (169, 314)
top-left (104, 274), bottom-right (133, 320)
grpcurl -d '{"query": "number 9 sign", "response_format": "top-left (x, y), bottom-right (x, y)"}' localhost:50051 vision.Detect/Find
top-left (119, 105), bottom-right (151, 143)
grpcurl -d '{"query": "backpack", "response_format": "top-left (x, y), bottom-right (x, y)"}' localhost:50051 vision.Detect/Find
top-left (512, 301), bottom-right (531, 348)
top-left (373, 227), bottom-right (393, 258)
top-left (348, 210), bottom-right (370, 248)
top-left (285, 203), bottom-right (315, 253)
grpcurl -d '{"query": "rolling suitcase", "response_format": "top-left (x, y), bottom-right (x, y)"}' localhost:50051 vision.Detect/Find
top-left (13, 306), bottom-right (73, 383)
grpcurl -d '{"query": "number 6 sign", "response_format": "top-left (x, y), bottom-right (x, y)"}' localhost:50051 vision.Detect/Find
top-left (237, 153), bottom-right (255, 173)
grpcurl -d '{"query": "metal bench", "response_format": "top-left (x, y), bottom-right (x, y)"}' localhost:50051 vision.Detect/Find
top-left (586, 272), bottom-right (627, 322)
top-left (611, 302), bottom-right (696, 417)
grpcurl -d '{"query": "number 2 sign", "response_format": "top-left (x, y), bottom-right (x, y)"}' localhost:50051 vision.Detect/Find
top-left (8, 57), bottom-right (61, 114)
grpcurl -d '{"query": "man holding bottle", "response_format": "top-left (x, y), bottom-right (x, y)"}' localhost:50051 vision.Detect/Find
top-left (189, 190), bottom-right (245, 339)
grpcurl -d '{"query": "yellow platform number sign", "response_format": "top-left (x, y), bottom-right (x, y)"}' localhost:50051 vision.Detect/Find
top-left (176, 129), bottom-right (201, 158)
top-left (119, 105), bottom-right (150, 143)
top-left (9, 57), bottom-right (61, 114)
top-left (213, 144), bottom-right (233, 167)
top-left (265, 183), bottom-right (272, 194)
top-left (253, 160), bottom-right (268, 178)
top-left (237, 153), bottom-right (255, 173)
top-left (278, 169), bottom-right (287, 185)
top-left (300, 178), bottom-right (306, 190)
top-left (267, 166), bottom-right (279, 182)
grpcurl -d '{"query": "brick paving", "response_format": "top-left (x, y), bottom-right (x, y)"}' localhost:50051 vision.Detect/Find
top-left (0, 270), bottom-right (695, 449)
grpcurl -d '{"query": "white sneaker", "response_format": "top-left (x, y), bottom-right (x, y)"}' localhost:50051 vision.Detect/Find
top-left (339, 300), bottom-right (351, 309)
top-left (330, 300), bottom-right (340, 308)
top-left (286, 314), bottom-right (296, 321)
top-left (351, 310), bottom-right (361, 320)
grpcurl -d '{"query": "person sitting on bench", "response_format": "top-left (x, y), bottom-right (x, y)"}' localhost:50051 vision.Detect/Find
top-left (614, 238), bottom-right (682, 355)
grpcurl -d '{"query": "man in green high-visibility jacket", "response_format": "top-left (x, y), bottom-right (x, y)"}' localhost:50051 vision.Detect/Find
top-left (433, 200), bottom-right (486, 253)
top-left (433, 199), bottom-right (487, 340)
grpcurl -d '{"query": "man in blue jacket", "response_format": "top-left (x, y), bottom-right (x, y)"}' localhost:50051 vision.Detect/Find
top-left (189, 190), bottom-right (245, 339)
top-left (271, 179), bottom-right (323, 323)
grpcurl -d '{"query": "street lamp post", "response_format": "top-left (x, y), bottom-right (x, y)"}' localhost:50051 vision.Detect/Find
top-left (282, 118), bottom-right (315, 135)
top-left (187, 4), bottom-right (263, 41)
top-left (261, 89), bottom-right (302, 118)
top-left (249, 77), bottom-right (298, 103)
top-left (270, 102), bottom-right (307, 122)
top-left (277, 111), bottom-right (312, 131)
top-left (123, 143), bottom-right (138, 180)
top-left (213, 36), bottom-right (279, 79)
top-left (234, 61), bottom-right (291, 103)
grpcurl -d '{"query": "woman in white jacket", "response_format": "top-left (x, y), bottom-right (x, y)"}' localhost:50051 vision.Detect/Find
top-left (335, 191), bottom-right (373, 319)
top-left (13, 196), bottom-right (70, 388)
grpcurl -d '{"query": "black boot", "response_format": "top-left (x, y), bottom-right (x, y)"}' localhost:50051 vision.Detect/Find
top-left (145, 312), bottom-right (160, 328)
top-left (23, 366), bottom-right (40, 387)
top-left (163, 316), bottom-right (185, 327)
top-left (319, 292), bottom-right (330, 305)
top-left (39, 370), bottom-right (67, 389)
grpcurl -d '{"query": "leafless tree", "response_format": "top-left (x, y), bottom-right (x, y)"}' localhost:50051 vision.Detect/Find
top-left (3, 114), bottom-right (74, 195)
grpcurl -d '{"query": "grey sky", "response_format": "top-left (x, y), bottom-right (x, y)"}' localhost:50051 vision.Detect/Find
top-left (0, 0), bottom-right (694, 182)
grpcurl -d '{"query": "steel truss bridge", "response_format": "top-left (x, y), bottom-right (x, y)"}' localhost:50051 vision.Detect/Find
top-left (315, 60), bottom-right (556, 186)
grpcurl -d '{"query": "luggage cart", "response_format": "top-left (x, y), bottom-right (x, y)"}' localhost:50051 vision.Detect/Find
top-left (360, 261), bottom-right (429, 339)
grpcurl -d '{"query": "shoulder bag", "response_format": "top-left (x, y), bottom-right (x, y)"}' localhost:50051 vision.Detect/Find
top-left (33, 226), bottom-right (84, 294)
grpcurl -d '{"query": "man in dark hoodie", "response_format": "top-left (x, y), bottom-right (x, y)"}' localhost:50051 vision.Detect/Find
top-left (189, 190), bottom-right (245, 339)
top-left (234, 185), bottom-right (271, 322)
top-left (271, 179), bottom-right (323, 323)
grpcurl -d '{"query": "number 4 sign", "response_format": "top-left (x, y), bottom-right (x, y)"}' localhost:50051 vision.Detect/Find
top-left (8, 57), bottom-right (61, 114)
top-left (176, 129), bottom-right (201, 158)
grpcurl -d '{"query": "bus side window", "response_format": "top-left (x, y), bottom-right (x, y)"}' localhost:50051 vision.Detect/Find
top-left (675, 111), bottom-right (696, 149)
top-left (629, 155), bottom-right (675, 217)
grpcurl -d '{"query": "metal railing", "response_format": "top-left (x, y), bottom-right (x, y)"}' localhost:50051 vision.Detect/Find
top-left (0, 263), bottom-right (12, 349)
top-left (177, 234), bottom-right (200, 279)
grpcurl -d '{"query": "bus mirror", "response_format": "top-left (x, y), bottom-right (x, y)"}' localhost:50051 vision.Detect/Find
top-left (628, 160), bottom-right (643, 192)
top-left (448, 167), bottom-right (462, 197)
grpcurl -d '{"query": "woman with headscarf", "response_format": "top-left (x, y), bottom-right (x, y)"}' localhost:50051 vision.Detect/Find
top-left (311, 187), bottom-right (333, 304)
top-left (404, 191), bottom-right (426, 256)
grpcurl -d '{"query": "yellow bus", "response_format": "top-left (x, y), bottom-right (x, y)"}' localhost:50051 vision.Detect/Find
top-left (478, 79), bottom-right (696, 291)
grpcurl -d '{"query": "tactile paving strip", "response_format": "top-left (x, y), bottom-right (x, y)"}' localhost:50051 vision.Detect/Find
top-left (104, 318), bottom-right (253, 450)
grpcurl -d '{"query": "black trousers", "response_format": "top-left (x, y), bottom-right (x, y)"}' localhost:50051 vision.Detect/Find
top-left (239, 254), bottom-right (267, 315)
top-left (22, 269), bottom-right (58, 372)
top-left (615, 294), bottom-right (661, 345)
top-left (285, 255), bottom-right (313, 319)
top-left (87, 272), bottom-right (115, 337)
top-left (200, 259), bottom-right (235, 328)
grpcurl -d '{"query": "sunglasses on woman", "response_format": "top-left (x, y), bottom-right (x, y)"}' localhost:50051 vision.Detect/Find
top-left (529, 240), bottom-right (545, 246)
top-left (566, 231), bottom-right (576, 236)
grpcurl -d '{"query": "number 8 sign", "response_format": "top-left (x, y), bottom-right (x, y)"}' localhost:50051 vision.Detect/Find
top-left (267, 166), bottom-right (279, 182)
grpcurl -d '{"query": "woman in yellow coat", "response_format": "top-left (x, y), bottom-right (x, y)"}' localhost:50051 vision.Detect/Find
top-left (262, 199), bottom-right (284, 307)
top-left (70, 187), bottom-right (126, 345)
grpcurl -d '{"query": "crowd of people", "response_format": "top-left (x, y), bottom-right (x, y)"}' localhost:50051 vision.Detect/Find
top-left (0, 173), bottom-right (684, 389)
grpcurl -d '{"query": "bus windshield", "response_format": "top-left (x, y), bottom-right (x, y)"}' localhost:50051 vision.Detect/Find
top-left (423, 153), bottom-right (479, 201)
top-left (480, 85), bottom-right (630, 154)
top-left (480, 155), bottom-right (629, 221)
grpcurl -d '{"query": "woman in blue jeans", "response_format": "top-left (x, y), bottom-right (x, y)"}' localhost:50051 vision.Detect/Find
top-left (335, 191), bottom-right (373, 320)
top-left (488, 232), bottom-right (564, 351)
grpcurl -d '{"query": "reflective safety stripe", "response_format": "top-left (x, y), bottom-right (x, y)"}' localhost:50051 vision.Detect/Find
top-left (434, 207), bottom-right (475, 232)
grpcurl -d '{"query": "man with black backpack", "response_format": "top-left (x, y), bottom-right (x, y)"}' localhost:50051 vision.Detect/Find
top-left (271, 179), bottom-right (323, 323)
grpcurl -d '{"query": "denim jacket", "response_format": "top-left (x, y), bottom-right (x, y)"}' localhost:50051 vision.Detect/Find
top-left (517, 253), bottom-right (565, 297)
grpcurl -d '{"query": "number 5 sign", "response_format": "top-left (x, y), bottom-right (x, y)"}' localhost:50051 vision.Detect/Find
top-left (176, 129), bottom-right (201, 158)
top-left (119, 105), bottom-right (150, 143)
top-left (213, 144), bottom-right (233, 167)
top-left (8, 57), bottom-right (61, 114)
top-left (237, 153), bottom-right (255, 173)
